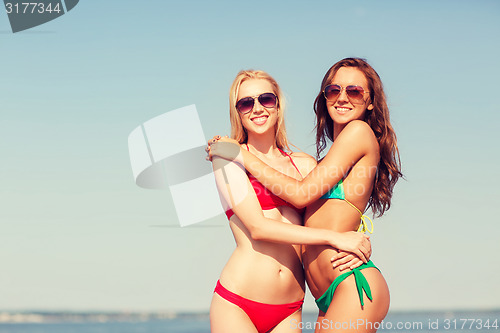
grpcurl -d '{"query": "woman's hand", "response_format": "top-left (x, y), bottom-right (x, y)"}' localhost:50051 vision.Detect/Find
top-left (330, 231), bottom-right (371, 263)
top-left (206, 135), bottom-right (242, 163)
top-left (331, 251), bottom-right (367, 271)
top-left (205, 135), bottom-right (222, 161)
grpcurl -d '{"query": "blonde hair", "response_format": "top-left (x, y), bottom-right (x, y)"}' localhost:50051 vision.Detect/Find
top-left (229, 70), bottom-right (290, 151)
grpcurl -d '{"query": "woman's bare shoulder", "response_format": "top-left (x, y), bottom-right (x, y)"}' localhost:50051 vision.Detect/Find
top-left (339, 120), bottom-right (379, 152)
top-left (343, 120), bottom-right (377, 141)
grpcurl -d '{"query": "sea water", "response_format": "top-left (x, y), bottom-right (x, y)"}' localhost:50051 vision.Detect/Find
top-left (0, 310), bottom-right (498, 332)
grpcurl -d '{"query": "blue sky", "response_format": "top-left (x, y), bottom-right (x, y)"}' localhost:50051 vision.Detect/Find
top-left (1, 0), bottom-right (499, 312)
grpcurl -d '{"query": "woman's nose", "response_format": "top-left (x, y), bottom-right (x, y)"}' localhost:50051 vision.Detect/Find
top-left (337, 87), bottom-right (349, 103)
top-left (253, 98), bottom-right (265, 111)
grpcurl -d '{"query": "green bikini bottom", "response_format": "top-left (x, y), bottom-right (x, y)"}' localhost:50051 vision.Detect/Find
top-left (315, 260), bottom-right (380, 313)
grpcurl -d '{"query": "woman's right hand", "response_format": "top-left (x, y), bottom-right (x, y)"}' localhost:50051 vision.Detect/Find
top-left (331, 252), bottom-right (365, 271)
top-left (330, 231), bottom-right (371, 263)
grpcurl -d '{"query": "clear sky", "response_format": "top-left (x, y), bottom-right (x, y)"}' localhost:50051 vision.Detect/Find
top-left (1, 0), bottom-right (499, 313)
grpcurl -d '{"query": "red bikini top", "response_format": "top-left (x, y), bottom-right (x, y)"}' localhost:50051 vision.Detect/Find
top-left (225, 145), bottom-right (305, 219)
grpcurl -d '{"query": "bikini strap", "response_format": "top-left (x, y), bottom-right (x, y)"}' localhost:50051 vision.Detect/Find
top-left (344, 199), bottom-right (374, 234)
top-left (246, 144), bottom-right (303, 178)
top-left (278, 148), bottom-right (303, 178)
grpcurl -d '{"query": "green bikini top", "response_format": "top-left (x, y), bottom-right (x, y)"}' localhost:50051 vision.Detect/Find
top-left (320, 179), bottom-right (374, 234)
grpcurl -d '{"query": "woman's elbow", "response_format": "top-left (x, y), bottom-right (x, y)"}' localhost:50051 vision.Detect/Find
top-left (248, 224), bottom-right (266, 241)
top-left (291, 197), bottom-right (309, 209)
top-left (286, 187), bottom-right (314, 208)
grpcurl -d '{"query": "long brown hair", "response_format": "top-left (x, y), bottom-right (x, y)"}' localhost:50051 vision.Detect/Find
top-left (314, 58), bottom-right (402, 217)
top-left (229, 70), bottom-right (290, 152)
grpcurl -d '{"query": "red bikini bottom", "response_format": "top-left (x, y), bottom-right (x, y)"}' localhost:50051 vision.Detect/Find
top-left (214, 280), bottom-right (304, 333)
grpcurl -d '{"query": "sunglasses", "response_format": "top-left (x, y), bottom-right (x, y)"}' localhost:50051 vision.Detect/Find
top-left (323, 84), bottom-right (369, 104)
top-left (235, 93), bottom-right (278, 114)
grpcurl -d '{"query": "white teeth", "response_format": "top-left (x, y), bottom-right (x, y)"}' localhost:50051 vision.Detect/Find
top-left (252, 116), bottom-right (268, 124)
top-left (336, 107), bottom-right (351, 112)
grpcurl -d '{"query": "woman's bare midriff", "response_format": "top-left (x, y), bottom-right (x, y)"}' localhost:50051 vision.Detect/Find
top-left (302, 199), bottom-right (366, 299)
top-left (219, 206), bottom-right (305, 304)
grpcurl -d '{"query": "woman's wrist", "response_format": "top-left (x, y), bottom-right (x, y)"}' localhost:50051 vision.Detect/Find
top-left (327, 230), bottom-right (340, 248)
top-left (240, 148), bottom-right (252, 166)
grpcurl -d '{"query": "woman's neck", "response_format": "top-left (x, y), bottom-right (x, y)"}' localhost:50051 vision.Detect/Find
top-left (246, 132), bottom-right (281, 158)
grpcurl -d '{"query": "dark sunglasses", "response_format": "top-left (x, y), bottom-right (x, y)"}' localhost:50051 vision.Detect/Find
top-left (323, 84), bottom-right (369, 104)
top-left (235, 93), bottom-right (278, 114)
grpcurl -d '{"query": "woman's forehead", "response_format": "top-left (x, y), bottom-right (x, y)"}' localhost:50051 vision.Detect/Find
top-left (238, 79), bottom-right (274, 98)
top-left (331, 67), bottom-right (368, 88)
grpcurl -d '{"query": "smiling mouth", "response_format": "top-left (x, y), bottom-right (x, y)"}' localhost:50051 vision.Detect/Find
top-left (335, 107), bottom-right (351, 114)
top-left (251, 116), bottom-right (268, 125)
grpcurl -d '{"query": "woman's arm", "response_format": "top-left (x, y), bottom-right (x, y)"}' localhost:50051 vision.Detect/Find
top-left (210, 120), bottom-right (379, 208)
top-left (289, 152), bottom-right (369, 270)
top-left (212, 156), bottom-right (371, 261)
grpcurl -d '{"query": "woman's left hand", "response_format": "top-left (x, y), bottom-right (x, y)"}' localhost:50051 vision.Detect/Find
top-left (205, 135), bottom-right (222, 161)
top-left (206, 136), bottom-right (242, 163)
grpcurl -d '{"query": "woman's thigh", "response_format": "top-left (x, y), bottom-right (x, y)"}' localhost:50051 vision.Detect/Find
top-left (270, 309), bottom-right (302, 333)
top-left (319, 268), bottom-right (390, 333)
top-left (210, 293), bottom-right (258, 333)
